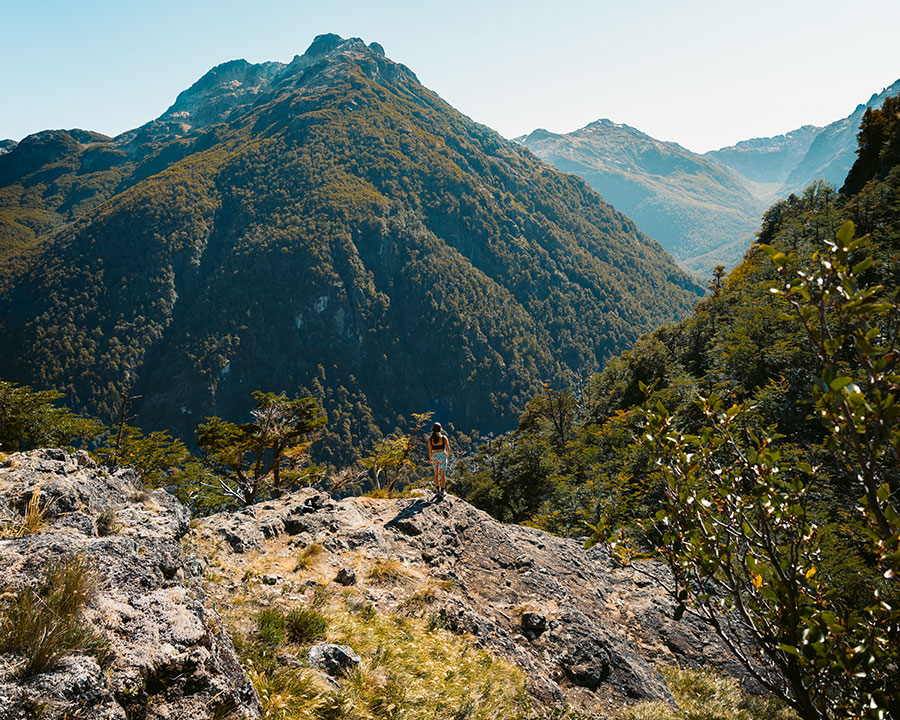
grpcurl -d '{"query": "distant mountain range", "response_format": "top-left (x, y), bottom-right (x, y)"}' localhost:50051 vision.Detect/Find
top-left (519, 78), bottom-right (900, 275)
top-left (0, 34), bottom-right (704, 463)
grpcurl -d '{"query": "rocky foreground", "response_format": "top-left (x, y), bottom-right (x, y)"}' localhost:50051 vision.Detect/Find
top-left (0, 450), bottom-right (745, 719)
top-left (0, 449), bottom-right (259, 720)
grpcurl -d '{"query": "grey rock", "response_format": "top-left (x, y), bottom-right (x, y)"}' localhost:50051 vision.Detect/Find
top-left (262, 574), bottom-right (281, 585)
top-left (521, 612), bottom-right (547, 638)
top-left (0, 449), bottom-right (262, 720)
top-left (307, 644), bottom-right (361, 676)
top-left (193, 467), bottom-right (751, 715)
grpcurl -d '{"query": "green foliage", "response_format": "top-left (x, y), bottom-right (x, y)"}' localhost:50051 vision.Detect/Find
top-left (0, 554), bottom-right (107, 677)
top-left (0, 45), bottom-right (703, 466)
top-left (195, 391), bottom-right (326, 506)
top-left (94, 425), bottom-right (191, 484)
top-left (285, 607), bottom-right (329, 644)
top-left (359, 412), bottom-right (432, 493)
top-left (0, 379), bottom-right (102, 451)
top-left (636, 223), bottom-right (900, 719)
top-left (843, 95), bottom-right (900, 195)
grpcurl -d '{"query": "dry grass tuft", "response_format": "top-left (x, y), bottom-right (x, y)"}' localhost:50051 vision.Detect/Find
top-left (0, 554), bottom-right (107, 677)
top-left (399, 585), bottom-right (439, 616)
top-left (367, 559), bottom-right (409, 585)
top-left (295, 543), bottom-right (325, 571)
top-left (624, 666), bottom-right (797, 720)
top-left (95, 506), bottom-right (121, 536)
top-left (1, 486), bottom-right (47, 538)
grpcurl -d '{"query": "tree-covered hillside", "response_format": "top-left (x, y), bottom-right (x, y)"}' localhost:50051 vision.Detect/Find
top-left (462, 92), bottom-right (900, 541)
top-left (462, 92), bottom-right (900, 720)
top-left (0, 35), bottom-right (704, 464)
top-left (519, 120), bottom-right (766, 275)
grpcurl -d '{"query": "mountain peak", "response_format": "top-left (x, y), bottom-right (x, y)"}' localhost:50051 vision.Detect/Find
top-left (299, 34), bottom-right (390, 62)
top-left (156, 35), bottom-right (411, 133)
top-left (305, 32), bottom-right (347, 56)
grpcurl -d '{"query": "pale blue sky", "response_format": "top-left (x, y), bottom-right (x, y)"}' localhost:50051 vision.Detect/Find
top-left (3, 0), bottom-right (899, 153)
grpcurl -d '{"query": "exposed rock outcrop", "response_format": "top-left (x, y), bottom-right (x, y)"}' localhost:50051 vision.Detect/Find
top-left (190, 487), bottom-right (747, 717)
top-left (0, 450), bottom-right (260, 720)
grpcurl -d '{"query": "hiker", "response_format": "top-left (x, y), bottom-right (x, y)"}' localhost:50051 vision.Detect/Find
top-left (428, 422), bottom-right (450, 497)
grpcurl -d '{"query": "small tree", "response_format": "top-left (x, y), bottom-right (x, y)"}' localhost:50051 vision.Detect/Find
top-left (632, 222), bottom-right (900, 719)
top-left (195, 391), bottom-right (326, 506)
top-left (360, 412), bottom-right (432, 494)
top-left (0, 380), bottom-right (102, 452)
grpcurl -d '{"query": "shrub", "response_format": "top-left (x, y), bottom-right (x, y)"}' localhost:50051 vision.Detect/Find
top-left (257, 609), bottom-right (286, 647)
top-left (285, 607), bottom-right (328, 644)
top-left (95, 506), bottom-right (121, 536)
top-left (0, 554), bottom-right (106, 677)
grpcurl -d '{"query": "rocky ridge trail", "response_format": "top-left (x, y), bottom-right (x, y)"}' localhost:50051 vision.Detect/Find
top-left (189, 483), bottom-right (748, 717)
top-left (0, 449), bottom-right (260, 720)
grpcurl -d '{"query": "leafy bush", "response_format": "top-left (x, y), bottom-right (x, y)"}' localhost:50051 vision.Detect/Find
top-left (0, 380), bottom-right (102, 452)
top-left (285, 607), bottom-right (328, 644)
top-left (636, 223), bottom-right (900, 719)
top-left (0, 554), bottom-right (106, 677)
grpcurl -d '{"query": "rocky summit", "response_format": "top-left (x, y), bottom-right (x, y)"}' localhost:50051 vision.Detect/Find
top-left (0, 448), bottom-right (749, 719)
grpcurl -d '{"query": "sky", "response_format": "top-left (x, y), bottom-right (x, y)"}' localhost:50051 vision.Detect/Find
top-left (2, 0), bottom-right (899, 154)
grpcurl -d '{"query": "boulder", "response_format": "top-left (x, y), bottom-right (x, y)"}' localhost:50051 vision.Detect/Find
top-left (307, 644), bottom-right (361, 676)
top-left (334, 567), bottom-right (356, 586)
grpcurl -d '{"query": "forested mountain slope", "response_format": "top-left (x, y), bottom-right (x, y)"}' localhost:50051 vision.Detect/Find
top-left (464, 89), bottom-right (900, 555)
top-left (0, 35), bottom-right (703, 464)
top-left (518, 121), bottom-right (765, 275)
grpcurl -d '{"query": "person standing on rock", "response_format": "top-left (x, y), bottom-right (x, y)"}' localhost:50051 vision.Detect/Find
top-left (428, 422), bottom-right (450, 498)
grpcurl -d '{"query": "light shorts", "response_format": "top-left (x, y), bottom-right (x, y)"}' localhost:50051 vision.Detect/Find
top-left (431, 450), bottom-right (449, 471)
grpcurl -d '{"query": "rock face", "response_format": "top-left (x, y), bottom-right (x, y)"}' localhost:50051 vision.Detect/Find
top-left (307, 643), bottom-right (361, 676)
top-left (191, 487), bottom-right (748, 716)
top-left (0, 450), bottom-right (260, 720)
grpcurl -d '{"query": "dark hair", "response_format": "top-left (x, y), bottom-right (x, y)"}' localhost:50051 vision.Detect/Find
top-left (430, 422), bottom-right (443, 443)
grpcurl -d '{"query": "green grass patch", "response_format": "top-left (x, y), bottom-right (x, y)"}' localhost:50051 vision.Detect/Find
top-left (257, 608), bottom-right (287, 647)
top-left (286, 607), bottom-right (328, 644)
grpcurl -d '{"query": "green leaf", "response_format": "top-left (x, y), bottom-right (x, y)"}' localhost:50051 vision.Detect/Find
top-left (835, 220), bottom-right (855, 247)
top-left (829, 377), bottom-right (853, 391)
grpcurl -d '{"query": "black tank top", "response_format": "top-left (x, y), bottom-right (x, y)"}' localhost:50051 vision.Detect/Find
top-left (430, 434), bottom-right (447, 451)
